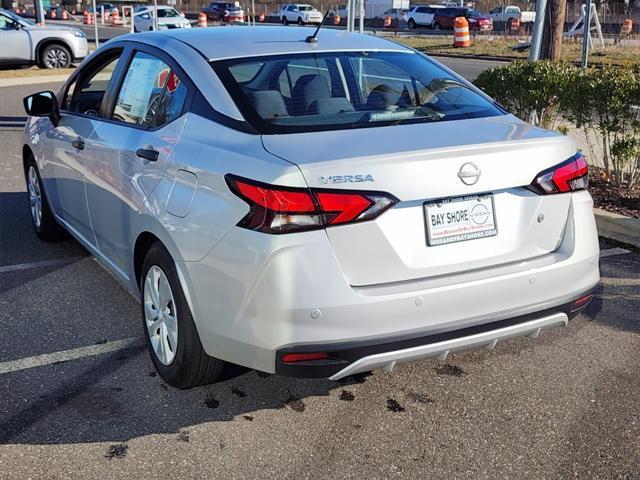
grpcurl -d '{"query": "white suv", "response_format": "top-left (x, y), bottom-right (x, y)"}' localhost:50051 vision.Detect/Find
top-left (407, 5), bottom-right (439, 29)
top-left (280, 4), bottom-right (323, 25)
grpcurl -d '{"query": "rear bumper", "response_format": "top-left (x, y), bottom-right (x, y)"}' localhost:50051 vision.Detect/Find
top-left (179, 191), bottom-right (599, 376)
top-left (275, 288), bottom-right (595, 379)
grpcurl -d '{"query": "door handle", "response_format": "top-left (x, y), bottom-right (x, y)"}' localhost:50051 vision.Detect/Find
top-left (71, 138), bottom-right (84, 150)
top-left (136, 148), bottom-right (159, 162)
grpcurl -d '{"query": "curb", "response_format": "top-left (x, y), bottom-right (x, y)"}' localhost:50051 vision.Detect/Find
top-left (594, 208), bottom-right (640, 250)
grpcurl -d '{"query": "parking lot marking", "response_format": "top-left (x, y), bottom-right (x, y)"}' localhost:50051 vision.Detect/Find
top-left (600, 247), bottom-right (631, 258)
top-left (0, 257), bottom-right (84, 274)
top-left (600, 277), bottom-right (640, 286)
top-left (0, 337), bottom-right (145, 375)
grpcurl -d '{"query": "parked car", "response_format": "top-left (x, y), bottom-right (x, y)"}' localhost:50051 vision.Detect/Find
top-left (485, 5), bottom-right (535, 23)
top-left (201, 2), bottom-right (245, 22)
top-left (466, 8), bottom-right (493, 31)
top-left (133, 6), bottom-right (191, 31)
top-left (280, 4), bottom-right (323, 25)
top-left (22, 27), bottom-right (599, 387)
top-left (0, 8), bottom-right (87, 69)
top-left (407, 5), bottom-right (439, 29)
top-left (432, 7), bottom-right (492, 31)
top-left (375, 8), bottom-right (408, 21)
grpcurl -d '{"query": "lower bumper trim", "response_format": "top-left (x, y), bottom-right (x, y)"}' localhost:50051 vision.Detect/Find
top-left (275, 287), bottom-right (595, 379)
top-left (328, 312), bottom-right (567, 380)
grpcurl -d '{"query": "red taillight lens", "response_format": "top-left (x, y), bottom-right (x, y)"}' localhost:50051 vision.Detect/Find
top-left (226, 174), bottom-right (398, 234)
top-left (282, 352), bottom-right (330, 363)
top-left (530, 153), bottom-right (589, 194)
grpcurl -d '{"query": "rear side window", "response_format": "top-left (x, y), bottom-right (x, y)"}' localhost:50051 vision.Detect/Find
top-left (213, 51), bottom-right (503, 134)
top-left (112, 51), bottom-right (188, 128)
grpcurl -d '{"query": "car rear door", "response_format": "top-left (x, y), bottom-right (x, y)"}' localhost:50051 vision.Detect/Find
top-left (83, 46), bottom-right (190, 275)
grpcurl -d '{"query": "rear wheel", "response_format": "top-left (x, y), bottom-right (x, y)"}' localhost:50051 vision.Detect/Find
top-left (433, 22), bottom-right (441, 30)
top-left (25, 156), bottom-right (65, 240)
top-left (282, 15), bottom-right (288, 25)
top-left (297, 16), bottom-right (304, 25)
top-left (408, 18), bottom-right (416, 29)
top-left (141, 242), bottom-right (225, 388)
top-left (39, 43), bottom-right (71, 69)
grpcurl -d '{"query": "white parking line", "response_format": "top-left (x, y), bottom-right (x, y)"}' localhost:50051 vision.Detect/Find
top-left (600, 277), bottom-right (640, 286)
top-left (0, 337), bottom-right (145, 375)
top-left (0, 257), bottom-right (84, 274)
top-left (600, 248), bottom-right (631, 258)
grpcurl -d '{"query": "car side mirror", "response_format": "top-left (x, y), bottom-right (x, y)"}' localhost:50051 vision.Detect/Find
top-left (24, 91), bottom-right (60, 126)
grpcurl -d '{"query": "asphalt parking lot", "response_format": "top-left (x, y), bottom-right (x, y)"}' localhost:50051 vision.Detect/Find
top-left (0, 62), bottom-right (639, 480)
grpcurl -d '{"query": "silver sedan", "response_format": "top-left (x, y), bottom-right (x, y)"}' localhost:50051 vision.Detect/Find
top-left (22, 27), bottom-right (599, 388)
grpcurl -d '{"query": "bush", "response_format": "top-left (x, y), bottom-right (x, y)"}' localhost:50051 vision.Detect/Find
top-left (474, 60), bottom-right (576, 130)
top-left (474, 61), bottom-right (640, 188)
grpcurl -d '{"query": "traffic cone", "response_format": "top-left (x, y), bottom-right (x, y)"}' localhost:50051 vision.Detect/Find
top-left (198, 11), bottom-right (207, 27)
top-left (111, 8), bottom-right (122, 26)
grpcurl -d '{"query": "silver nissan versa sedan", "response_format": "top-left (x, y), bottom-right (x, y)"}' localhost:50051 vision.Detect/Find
top-left (22, 27), bottom-right (599, 388)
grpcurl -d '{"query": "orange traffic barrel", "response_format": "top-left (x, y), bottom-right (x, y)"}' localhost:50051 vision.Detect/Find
top-left (259, 12), bottom-right (265, 22)
top-left (621, 18), bottom-right (633, 35)
top-left (384, 15), bottom-right (392, 27)
top-left (83, 10), bottom-right (89, 23)
top-left (333, 14), bottom-right (340, 25)
top-left (198, 11), bottom-right (207, 27)
top-left (111, 8), bottom-right (122, 26)
top-left (453, 17), bottom-right (471, 47)
top-left (50, 9), bottom-right (56, 19)
top-left (510, 17), bottom-right (520, 32)
top-left (62, 9), bottom-right (68, 20)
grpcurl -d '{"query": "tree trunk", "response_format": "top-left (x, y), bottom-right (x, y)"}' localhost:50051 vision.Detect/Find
top-left (540, 0), bottom-right (567, 61)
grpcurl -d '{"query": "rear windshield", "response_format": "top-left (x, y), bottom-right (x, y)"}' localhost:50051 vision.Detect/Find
top-left (212, 51), bottom-right (503, 134)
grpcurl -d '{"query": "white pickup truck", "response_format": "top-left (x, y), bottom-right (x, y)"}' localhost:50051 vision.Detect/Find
top-left (486, 5), bottom-right (535, 23)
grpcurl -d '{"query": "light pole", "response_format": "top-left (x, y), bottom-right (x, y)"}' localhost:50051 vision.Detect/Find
top-left (581, 0), bottom-right (592, 67)
top-left (92, 0), bottom-right (99, 47)
top-left (529, 0), bottom-right (548, 61)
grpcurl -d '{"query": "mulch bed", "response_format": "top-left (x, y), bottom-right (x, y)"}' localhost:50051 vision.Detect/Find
top-left (589, 168), bottom-right (640, 219)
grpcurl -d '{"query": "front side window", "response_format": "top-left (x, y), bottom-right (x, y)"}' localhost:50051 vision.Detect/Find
top-left (66, 53), bottom-right (120, 115)
top-left (213, 51), bottom-right (503, 134)
top-left (113, 51), bottom-right (187, 128)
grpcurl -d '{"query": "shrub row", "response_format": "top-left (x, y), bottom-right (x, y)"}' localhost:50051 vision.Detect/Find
top-left (474, 61), bottom-right (640, 188)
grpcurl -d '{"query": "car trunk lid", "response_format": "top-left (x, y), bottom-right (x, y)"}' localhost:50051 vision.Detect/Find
top-left (261, 115), bottom-right (577, 286)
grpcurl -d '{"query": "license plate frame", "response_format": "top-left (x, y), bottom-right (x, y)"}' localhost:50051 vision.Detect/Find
top-left (424, 193), bottom-right (498, 246)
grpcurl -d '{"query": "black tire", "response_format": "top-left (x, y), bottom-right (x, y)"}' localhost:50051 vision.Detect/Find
top-left (24, 156), bottom-right (65, 240)
top-left (281, 15), bottom-right (288, 25)
top-left (433, 22), bottom-right (441, 30)
top-left (141, 242), bottom-right (225, 388)
top-left (39, 43), bottom-right (71, 69)
top-left (297, 16), bottom-right (304, 25)
top-left (408, 18), bottom-right (416, 29)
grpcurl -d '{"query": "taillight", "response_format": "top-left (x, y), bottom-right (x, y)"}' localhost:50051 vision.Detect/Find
top-left (225, 174), bottom-right (398, 234)
top-left (529, 153), bottom-right (589, 194)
